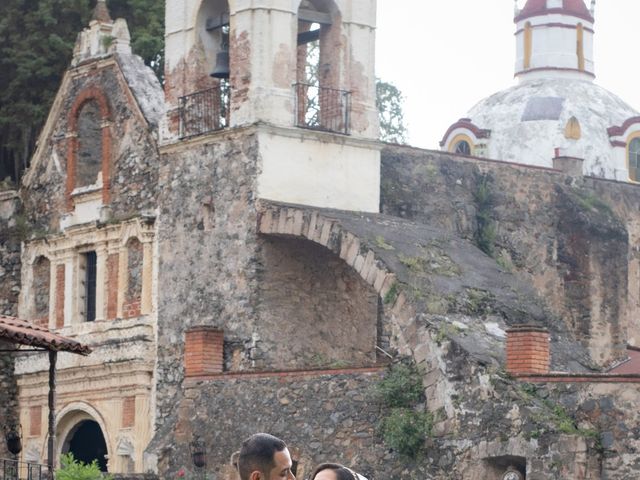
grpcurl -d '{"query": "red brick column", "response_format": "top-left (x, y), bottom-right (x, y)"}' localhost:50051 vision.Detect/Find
top-left (29, 405), bottom-right (42, 437)
top-left (55, 265), bottom-right (65, 329)
top-left (184, 327), bottom-right (224, 376)
top-left (506, 325), bottom-right (550, 375)
top-left (121, 396), bottom-right (136, 428)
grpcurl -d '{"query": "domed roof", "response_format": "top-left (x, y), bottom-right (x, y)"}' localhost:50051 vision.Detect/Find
top-left (515, 0), bottom-right (593, 23)
top-left (466, 78), bottom-right (638, 178)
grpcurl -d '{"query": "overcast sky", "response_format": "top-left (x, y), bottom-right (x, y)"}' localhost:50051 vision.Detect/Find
top-left (375, 0), bottom-right (640, 149)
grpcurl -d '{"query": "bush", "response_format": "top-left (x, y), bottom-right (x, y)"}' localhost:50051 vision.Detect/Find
top-left (374, 360), bottom-right (432, 458)
top-left (374, 362), bottom-right (424, 409)
top-left (56, 453), bottom-right (109, 480)
top-left (380, 408), bottom-right (433, 458)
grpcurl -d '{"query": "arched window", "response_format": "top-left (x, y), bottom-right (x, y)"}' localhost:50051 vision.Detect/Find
top-left (449, 134), bottom-right (474, 156)
top-left (576, 23), bottom-right (585, 71)
top-left (628, 137), bottom-right (640, 182)
top-left (66, 89), bottom-right (111, 210)
top-left (76, 100), bottom-right (103, 188)
top-left (524, 22), bottom-right (532, 69)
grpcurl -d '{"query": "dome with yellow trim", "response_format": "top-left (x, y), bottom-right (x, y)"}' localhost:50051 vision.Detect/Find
top-left (440, 0), bottom-right (640, 182)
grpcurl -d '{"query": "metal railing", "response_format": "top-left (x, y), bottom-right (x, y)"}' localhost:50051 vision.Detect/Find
top-left (294, 83), bottom-right (351, 135)
top-left (179, 84), bottom-right (230, 139)
top-left (0, 459), bottom-right (50, 480)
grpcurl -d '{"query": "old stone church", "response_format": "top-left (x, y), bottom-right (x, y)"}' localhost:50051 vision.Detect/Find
top-left (2, 0), bottom-right (640, 478)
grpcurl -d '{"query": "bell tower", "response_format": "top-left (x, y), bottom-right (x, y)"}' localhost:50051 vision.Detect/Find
top-left (162, 0), bottom-right (380, 212)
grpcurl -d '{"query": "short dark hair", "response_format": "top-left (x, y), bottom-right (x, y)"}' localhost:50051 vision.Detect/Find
top-left (310, 463), bottom-right (356, 480)
top-left (238, 433), bottom-right (287, 480)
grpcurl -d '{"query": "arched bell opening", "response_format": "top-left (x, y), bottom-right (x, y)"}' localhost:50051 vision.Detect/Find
top-left (61, 420), bottom-right (109, 472)
top-left (295, 0), bottom-right (349, 134)
top-left (186, 0), bottom-right (231, 133)
top-left (196, 0), bottom-right (230, 80)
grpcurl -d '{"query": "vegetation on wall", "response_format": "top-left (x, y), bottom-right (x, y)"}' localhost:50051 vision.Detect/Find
top-left (473, 172), bottom-right (497, 256)
top-left (374, 360), bottom-right (432, 457)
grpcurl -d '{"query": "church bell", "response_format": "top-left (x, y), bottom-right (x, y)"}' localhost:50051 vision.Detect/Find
top-left (210, 51), bottom-right (230, 79)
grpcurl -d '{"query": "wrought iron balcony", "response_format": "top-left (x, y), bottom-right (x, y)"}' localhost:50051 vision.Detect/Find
top-left (294, 83), bottom-right (351, 135)
top-left (179, 84), bottom-right (230, 139)
top-left (0, 459), bottom-right (50, 480)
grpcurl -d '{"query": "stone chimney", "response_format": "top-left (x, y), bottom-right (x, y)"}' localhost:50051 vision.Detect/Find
top-left (506, 325), bottom-right (550, 375)
top-left (184, 327), bottom-right (224, 376)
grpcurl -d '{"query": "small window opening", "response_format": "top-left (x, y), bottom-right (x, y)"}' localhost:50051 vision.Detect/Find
top-left (629, 137), bottom-right (640, 182)
top-left (83, 251), bottom-right (97, 322)
top-left (455, 140), bottom-right (472, 156)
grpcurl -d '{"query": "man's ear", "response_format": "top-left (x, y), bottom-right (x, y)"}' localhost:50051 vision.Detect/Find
top-left (249, 471), bottom-right (262, 480)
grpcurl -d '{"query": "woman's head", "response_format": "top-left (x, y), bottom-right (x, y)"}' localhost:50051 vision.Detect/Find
top-left (309, 463), bottom-right (356, 480)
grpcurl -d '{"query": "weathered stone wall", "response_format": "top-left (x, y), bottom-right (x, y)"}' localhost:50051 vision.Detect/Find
top-left (0, 191), bottom-right (20, 458)
top-left (0, 340), bottom-right (18, 459)
top-left (259, 236), bottom-right (378, 369)
top-left (381, 147), bottom-right (631, 367)
top-left (155, 131), bottom-right (262, 428)
top-left (152, 371), bottom-right (438, 480)
top-left (0, 191), bottom-right (21, 316)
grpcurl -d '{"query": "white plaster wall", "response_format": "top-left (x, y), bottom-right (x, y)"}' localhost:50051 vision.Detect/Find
top-left (257, 129), bottom-right (380, 212)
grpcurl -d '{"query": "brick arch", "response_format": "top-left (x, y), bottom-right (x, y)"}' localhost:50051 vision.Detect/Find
top-left (257, 204), bottom-right (416, 354)
top-left (65, 87), bottom-right (113, 210)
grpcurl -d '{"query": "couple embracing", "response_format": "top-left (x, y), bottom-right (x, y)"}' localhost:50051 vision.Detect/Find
top-left (238, 433), bottom-right (368, 480)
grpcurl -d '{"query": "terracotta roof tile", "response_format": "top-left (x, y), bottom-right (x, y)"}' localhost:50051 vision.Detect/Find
top-left (0, 315), bottom-right (91, 355)
top-left (609, 348), bottom-right (640, 375)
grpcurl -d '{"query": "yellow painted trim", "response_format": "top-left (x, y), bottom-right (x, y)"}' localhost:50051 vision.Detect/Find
top-left (626, 132), bottom-right (640, 182)
top-left (449, 133), bottom-right (475, 155)
top-left (564, 116), bottom-right (581, 140)
top-left (577, 23), bottom-right (585, 71)
top-left (524, 22), bottom-right (532, 69)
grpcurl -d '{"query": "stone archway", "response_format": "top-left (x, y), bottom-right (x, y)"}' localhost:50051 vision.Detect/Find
top-left (61, 420), bottom-right (108, 472)
top-left (54, 404), bottom-right (111, 472)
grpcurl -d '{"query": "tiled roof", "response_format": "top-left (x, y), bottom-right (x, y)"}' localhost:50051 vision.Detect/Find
top-left (609, 347), bottom-right (640, 375)
top-left (516, 0), bottom-right (594, 23)
top-left (0, 315), bottom-right (91, 355)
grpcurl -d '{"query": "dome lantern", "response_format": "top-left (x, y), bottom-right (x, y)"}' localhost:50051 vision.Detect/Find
top-left (514, 0), bottom-right (595, 82)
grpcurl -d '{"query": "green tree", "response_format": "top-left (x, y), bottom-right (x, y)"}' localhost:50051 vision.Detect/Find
top-left (376, 78), bottom-right (408, 144)
top-left (0, 0), bottom-right (92, 182)
top-left (0, 0), bottom-right (164, 183)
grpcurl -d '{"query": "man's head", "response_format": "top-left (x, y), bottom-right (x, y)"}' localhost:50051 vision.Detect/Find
top-left (237, 433), bottom-right (295, 480)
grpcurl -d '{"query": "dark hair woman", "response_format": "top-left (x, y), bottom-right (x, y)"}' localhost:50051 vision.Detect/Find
top-left (309, 463), bottom-right (368, 480)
